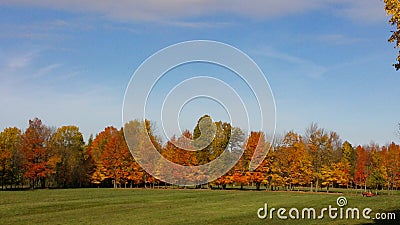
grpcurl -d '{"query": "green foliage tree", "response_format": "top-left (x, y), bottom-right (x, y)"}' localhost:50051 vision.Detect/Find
top-left (210, 121), bottom-right (231, 161)
top-left (367, 144), bottom-right (387, 192)
top-left (50, 126), bottom-right (86, 187)
top-left (339, 141), bottom-right (355, 187)
top-left (193, 115), bottom-right (216, 165)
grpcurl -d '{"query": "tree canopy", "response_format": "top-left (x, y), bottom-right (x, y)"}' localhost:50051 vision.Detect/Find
top-left (0, 117), bottom-right (399, 192)
top-left (385, 0), bottom-right (400, 70)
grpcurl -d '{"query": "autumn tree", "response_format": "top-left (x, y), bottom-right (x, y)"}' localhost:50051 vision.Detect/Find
top-left (229, 127), bottom-right (246, 153)
top-left (160, 130), bottom-right (199, 185)
top-left (367, 144), bottom-right (387, 191)
top-left (165, 130), bottom-right (198, 166)
top-left (264, 149), bottom-right (284, 190)
top-left (50, 126), bottom-right (86, 187)
top-left (354, 145), bottom-right (370, 190)
top-left (160, 135), bottom-right (180, 185)
top-left (215, 127), bottom-right (246, 189)
top-left (193, 115), bottom-right (216, 165)
top-left (88, 126), bottom-right (139, 188)
top-left (230, 131), bottom-right (266, 189)
top-left (322, 141), bottom-right (354, 190)
top-left (340, 141), bottom-right (355, 186)
top-left (2, 115), bottom-right (400, 191)
top-left (284, 131), bottom-right (312, 189)
top-left (192, 115), bottom-right (236, 187)
top-left (124, 119), bottom-right (161, 188)
top-left (231, 132), bottom-right (252, 189)
top-left (210, 121), bottom-right (231, 160)
top-left (321, 162), bottom-right (350, 191)
top-left (305, 123), bottom-right (340, 192)
top-left (100, 128), bottom-right (133, 188)
top-left (0, 127), bottom-right (22, 189)
top-left (385, 0), bottom-right (400, 70)
top-left (87, 126), bottom-right (118, 186)
top-left (244, 131), bottom-right (267, 190)
top-left (386, 142), bottom-right (400, 191)
top-left (270, 131), bottom-right (312, 191)
top-left (20, 118), bottom-right (58, 189)
top-left (208, 121), bottom-right (232, 186)
top-left (86, 127), bottom-right (117, 185)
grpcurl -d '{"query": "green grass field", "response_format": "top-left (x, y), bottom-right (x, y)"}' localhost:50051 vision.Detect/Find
top-left (0, 188), bottom-right (399, 225)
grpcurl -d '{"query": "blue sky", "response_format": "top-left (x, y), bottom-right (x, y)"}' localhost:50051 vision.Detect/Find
top-left (1, 0), bottom-right (399, 146)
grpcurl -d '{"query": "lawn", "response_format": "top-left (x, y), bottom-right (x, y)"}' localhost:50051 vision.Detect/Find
top-left (0, 188), bottom-right (398, 225)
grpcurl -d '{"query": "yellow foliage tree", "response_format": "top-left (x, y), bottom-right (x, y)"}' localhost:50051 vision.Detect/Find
top-left (385, 0), bottom-right (400, 70)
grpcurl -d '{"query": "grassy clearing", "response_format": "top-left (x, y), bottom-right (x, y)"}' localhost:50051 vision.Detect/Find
top-left (0, 188), bottom-right (399, 225)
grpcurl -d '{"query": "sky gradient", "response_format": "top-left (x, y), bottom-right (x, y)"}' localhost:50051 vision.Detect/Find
top-left (1, 0), bottom-right (399, 146)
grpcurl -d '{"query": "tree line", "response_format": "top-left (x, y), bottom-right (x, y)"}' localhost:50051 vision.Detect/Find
top-left (0, 116), bottom-right (399, 191)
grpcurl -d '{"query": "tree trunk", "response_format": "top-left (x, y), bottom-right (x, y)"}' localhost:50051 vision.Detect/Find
top-left (41, 177), bottom-right (45, 189)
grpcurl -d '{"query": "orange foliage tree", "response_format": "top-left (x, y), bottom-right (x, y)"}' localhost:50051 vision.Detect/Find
top-left (20, 118), bottom-right (58, 189)
top-left (87, 126), bottom-right (119, 186)
top-left (386, 142), bottom-right (400, 190)
top-left (100, 128), bottom-right (133, 188)
top-left (245, 131), bottom-right (267, 190)
top-left (354, 145), bottom-right (370, 190)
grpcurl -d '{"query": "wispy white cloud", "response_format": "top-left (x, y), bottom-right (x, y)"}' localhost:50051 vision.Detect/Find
top-left (0, 18), bottom-right (95, 40)
top-left (332, 0), bottom-right (387, 24)
top-left (252, 46), bottom-right (327, 79)
top-left (0, 51), bottom-right (41, 89)
top-left (315, 34), bottom-right (364, 45)
top-left (0, 50), bottom-right (79, 86)
top-left (0, 0), bottom-right (387, 25)
top-left (33, 63), bottom-right (62, 78)
top-left (162, 20), bottom-right (234, 28)
top-left (0, 50), bottom-right (119, 139)
top-left (6, 52), bottom-right (36, 70)
top-left (102, 23), bottom-right (138, 33)
top-left (0, 78), bottom-right (120, 139)
top-left (59, 70), bottom-right (81, 80)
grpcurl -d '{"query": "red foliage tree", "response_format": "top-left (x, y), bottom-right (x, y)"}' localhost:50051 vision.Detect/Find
top-left (20, 118), bottom-right (57, 189)
top-left (354, 145), bottom-right (369, 190)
